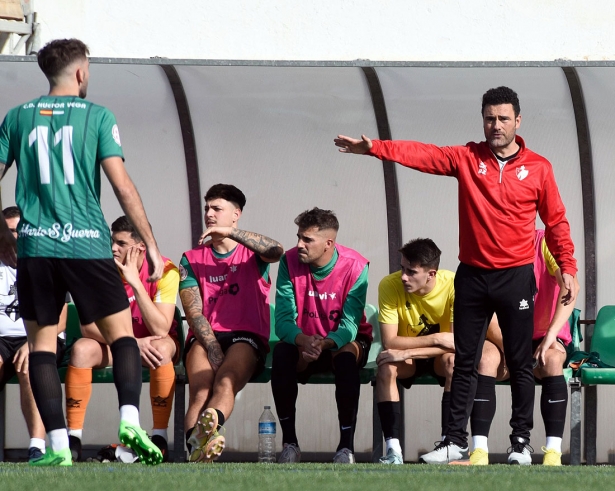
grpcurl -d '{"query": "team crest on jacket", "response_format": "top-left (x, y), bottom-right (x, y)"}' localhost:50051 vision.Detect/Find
top-left (478, 162), bottom-right (487, 175)
top-left (516, 165), bottom-right (529, 181)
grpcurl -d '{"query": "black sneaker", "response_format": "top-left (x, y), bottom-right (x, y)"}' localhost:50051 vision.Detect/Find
top-left (87, 444), bottom-right (119, 463)
top-left (69, 435), bottom-right (82, 462)
top-left (151, 435), bottom-right (169, 463)
top-left (507, 436), bottom-right (533, 465)
top-left (28, 447), bottom-right (44, 462)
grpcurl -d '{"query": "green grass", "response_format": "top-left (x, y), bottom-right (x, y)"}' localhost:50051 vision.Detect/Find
top-left (1, 462), bottom-right (614, 491)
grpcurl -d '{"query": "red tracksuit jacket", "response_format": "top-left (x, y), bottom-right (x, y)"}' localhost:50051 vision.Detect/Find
top-left (368, 135), bottom-right (577, 276)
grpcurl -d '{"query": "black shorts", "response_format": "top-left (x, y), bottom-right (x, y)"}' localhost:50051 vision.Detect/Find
top-left (184, 330), bottom-right (268, 379)
top-left (0, 336), bottom-right (66, 387)
top-left (398, 358), bottom-right (446, 389)
top-left (297, 333), bottom-right (372, 384)
top-left (17, 258), bottom-right (129, 326)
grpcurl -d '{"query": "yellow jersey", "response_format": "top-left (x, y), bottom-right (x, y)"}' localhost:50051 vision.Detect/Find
top-left (378, 269), bottom-right (455, 337)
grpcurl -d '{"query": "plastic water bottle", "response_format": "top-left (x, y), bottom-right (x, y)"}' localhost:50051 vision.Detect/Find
top-left (258, 405), bottom-right (276, 463)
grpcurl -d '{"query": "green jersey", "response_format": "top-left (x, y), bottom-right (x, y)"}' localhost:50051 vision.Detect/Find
top-left (0, 95), bottom-right (124, 259)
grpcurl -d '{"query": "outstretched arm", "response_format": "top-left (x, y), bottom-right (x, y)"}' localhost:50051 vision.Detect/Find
top-left (180, 285), bottom-right (224, 372)
top-left (334, 134), bottom-right (373, 154)
top-left (199, 227), bottom-right (283, 263)
top-left (101, 156), bottom-right (163, 282)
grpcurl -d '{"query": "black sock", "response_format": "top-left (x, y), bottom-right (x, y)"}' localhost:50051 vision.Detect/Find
top-left (333, 352), bottom-right (360, 452)
top-left (29, 351), bottom-right (66, 432)
top-left (541, 375), bottom-right (567, 438)
top-left (186, 427), bottom-right (195, 451)
top-left (377, 401), bottom-right (401, 441)
top-left (215, 409), bottom-right (225, 430)
top-left (441, 391), bottom-right (451, 436)
top-left (470, 374), bottom-right (496, 437)
top-left (110, 337), bottom-right (142, 409)
top-left (271, 342), bottom-right (299, 445)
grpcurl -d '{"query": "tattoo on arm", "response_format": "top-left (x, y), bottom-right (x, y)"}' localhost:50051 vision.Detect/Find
top-left (229, 229), bottom-right (283, 260)
top-left (180, 286), bottom-right (216, 347)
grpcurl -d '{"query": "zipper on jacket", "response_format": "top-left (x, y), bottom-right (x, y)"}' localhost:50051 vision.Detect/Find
top-left (499, 163), bottom-right (505, 184)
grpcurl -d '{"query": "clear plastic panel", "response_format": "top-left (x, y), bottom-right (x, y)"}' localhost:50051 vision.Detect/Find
top-left (88, 64), bottom-right (189, 269)
top-left (377, 67), bottom-right (584, 312)
top-left (177, 66), bottom-right (385, 304)
top-left (0, 62), bottom-right (189, 274)
top-left (577, 68), bottom-right (615, 310)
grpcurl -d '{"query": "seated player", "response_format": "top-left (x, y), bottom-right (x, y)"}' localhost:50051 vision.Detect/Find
top-left (377, 238), bottom-right (503, 465)
top-left (181, 184), bottom-right (283, 463)
top-left (462, 229), bottom-right (580, 466)
top-left (65, 216), bottom-right (180, 461)
top-left (0, 206), bottom-right (68, 462)
top-left (272, 208), bottom-right (372, 464)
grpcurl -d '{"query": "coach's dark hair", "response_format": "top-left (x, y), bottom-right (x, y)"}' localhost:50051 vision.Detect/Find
top-left (294, 207), bottom-right (339, 232)
top-left (205, 184), bottom-right (246, 211)
top-left (481, 86), bottom-right (520, 117)
top-left (399, 238), bottom-right (441, 270)
top-left (2, 206), bottom-right (20, 220)
top-left (37, 39), bottom-right (90, 80)
top-left (111, 215), bottom-right (142, 243)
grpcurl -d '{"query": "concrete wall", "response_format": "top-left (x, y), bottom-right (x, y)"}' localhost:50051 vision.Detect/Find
top-left (2, 1), bottom-right (613, 61)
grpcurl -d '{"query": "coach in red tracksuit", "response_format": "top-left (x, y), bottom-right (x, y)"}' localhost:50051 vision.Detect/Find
top-left (335, 86), bottom-right (577, 465)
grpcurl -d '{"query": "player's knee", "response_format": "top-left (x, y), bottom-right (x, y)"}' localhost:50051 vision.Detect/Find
top-left (536, 351), bottom-right (565, 377)
top-left (152, 339), bottom-right (176, 364)
top-left (478, 345), bottom-right (501, 375)
top-left (70, 338), bottom-right (104, 367)
top-left (376, 362), bottom-right (398, 384)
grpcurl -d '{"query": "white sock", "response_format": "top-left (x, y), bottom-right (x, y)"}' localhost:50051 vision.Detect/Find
top-left (385, 438), bottom-right (402, 455)
top-left (152, 429), bottom-right (168, 441)
top-left (29, 437), bottom-right (46, 451)
top-left (48, 428), bottom-right (69, 451)
top-left (472, 435), bottom-right (489, 452)
top-left (545, 436), bottom-right (562, 452)
top-left (119, 405), bottom-right (140, 426)
top-left (68, 428), bottom-right (83, 439)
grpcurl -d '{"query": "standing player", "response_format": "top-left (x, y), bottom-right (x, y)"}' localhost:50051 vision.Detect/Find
top-left (181, 184), bottom-right (283, 463)
top-left (65, 216), bottom-right (180, 462)
top-left (335, 86), bottom-right (577, 464)
top-left (0, 39), bottom-right (164, 466)
top-left (272, 208), bottom-right (372, 464)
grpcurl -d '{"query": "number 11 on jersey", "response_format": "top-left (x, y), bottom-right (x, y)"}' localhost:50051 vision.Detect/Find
top-left (28, 125), bottom-right (75, 185)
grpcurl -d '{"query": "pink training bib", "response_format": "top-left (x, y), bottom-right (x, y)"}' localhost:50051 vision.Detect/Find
top-left (533, 229), bottom-right (571, 345)
top-left (286, 244), bottom-right (372, 341)
top-left (184, 243), bottom-right (271, 346)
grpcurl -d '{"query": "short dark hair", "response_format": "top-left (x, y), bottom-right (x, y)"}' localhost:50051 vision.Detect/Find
top-left (111, 215), bottom-right (142, 242)
top-left (481, 86), bottom-right (520, 117)
top-left (204, 184), bottom-right (246, 211)
top-left (294, 207), bottom-right (339, 232)
top-left (2, 206), bottom-right (20, 219)
top-left (399, 238), bottom-right (441, 270)
top-left (37, 39), bottom-right (89, 80)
